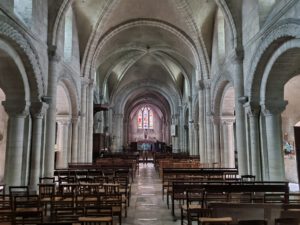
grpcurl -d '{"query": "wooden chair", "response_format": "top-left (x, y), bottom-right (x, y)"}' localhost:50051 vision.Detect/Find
top-left (39, 177), bottom-right (55, 184)
top-left (199, 216), bottom-right (232, 225)
top-left (0, 194), bottom-right (12, 223)
top-left (181, 188), bottom-right (206, 225)
top-left (12, 195), bottom-right (43, 225)
top-left (101, 192), bottom-right (123, 225)
top-left (275, 218), bottom-right (300, 225)
top-left (38, 183), bottom-right (56, 216)
top-left (51, 193), bottom-right (82, 223)
top-left (238, 220), bottom-right (267, 225)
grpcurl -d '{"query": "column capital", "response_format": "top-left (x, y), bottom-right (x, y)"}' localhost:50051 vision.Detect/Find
top-left (244, 102), bottom-right (260, 117)
top-left (221, 116), bottom-right (235, 125)
top-left (56, 115), bottom-right (71, 125)
top-left (261, 100), bottom-right (288, 116)
top-left (2, 100), bottom-right (30, 117)
top-left (30, 102), bottom-right (49, 119)
top-left (48, 45), bottom-right (61, 62)
top-left (238, 96), bottom-right (248, 104)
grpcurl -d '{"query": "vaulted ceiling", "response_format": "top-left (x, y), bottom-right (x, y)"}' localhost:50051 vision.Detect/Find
top-left (51, 0), bottom-right (219, 113)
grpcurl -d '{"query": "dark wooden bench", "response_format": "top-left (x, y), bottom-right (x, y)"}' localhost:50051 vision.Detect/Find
top-left (170, 181), bottom-right (289, 218)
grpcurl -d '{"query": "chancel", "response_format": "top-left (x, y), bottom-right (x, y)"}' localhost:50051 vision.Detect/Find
top-left (0, 0), bottom-right (300, 224)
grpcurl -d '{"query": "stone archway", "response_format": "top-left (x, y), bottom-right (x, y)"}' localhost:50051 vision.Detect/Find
top-left (0, 39), bottom-right (30, 186)
top-left (259, 39), bottom-right (300, 181)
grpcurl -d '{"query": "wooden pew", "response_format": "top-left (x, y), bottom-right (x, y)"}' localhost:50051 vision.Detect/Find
top-left (170, 181), bottom-right (289, 218)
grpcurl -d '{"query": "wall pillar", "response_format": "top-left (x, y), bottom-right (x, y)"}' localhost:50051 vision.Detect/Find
top-left (222, 117), bottom-right (235, 168)
top-left (232, 49), bottom-right (248, 175)
top-left (112, 113), bottom-right (123, 152)
top-left (193, 123), bottom-right (199, 156)
top-left (244, 102), bottom-right (262, 180)
top-left (171, 114), bottom-right (179, 152)
top-left (71, 116), bottom-right (79, 162)
top-left (3, 100), bottom-right (29, 186)
top-left (29, 102), bottom-right (48, 190)
top-left (44, 46), bottom-right (61, 176)
top-left (204, 79), bottom-right (213, 164)
top-left (262, 101), bottom-right (287, 181)
top-left (56, 116), bottom-right (71, 169)
top-left (198, 81), bottom-right (205, 162)
top-left (86, 80), bottom-right (94, 162)
top-left (79, 80), bottom-right (88, 162)
top-left (188, 97), bottom-right (193, 154)
top-left (212, 116), bottom-right (221, 166)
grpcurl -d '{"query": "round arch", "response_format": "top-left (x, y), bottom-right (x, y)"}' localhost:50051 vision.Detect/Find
top-left (0, 20), bottom-right (45, 101)
top-left (246, 19), bottom-right (300, 103)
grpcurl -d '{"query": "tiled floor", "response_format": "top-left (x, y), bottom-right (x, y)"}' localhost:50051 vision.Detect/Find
top-left (123, 163), bottom-right (181, 225)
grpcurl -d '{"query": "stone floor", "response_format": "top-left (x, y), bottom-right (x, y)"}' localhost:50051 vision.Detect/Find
top-left (123, 163), bottom-right (181, 225)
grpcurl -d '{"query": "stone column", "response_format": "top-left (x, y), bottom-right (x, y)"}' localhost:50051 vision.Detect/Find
top-left (86, 80), bottom-right (94, 162)
top-left (244, 102), bottom-right (262, 180)
top-left (79, 80), bottom-right (88, 162)
top-left (112, 113), bottom-right (123, 152)
top-left (262, 101), bottom-right (287, 181)
top-left (44, 46), bottom-right (61, 176)
top-left (232, 49), bottom-right (248, 175)
top-left (204, 80), bottom-right (213, 164)
top-left (29, 102), bottom-right (48, 190)
top-left (3, 100), bottom-right (29, 186)
top-left (56, 116), bottom-right (71, 169)
top-left (171, 114), bottom-right (179, 152)
top-left (212, 116), bottom-right (221, 166)
top-left (198, 81), bottom-right (205, 163)
top-left (188, 97), bottom-right (193, 154)
top-left (71, 116), bottom-right (79, 162)
top-left (193, 123), bottom-right (199, 156)
top-left (222, 117), bottom-right (235, 168)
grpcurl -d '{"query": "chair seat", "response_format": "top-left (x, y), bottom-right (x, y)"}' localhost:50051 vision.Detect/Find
top-left (182, 204), bottom-right (202, 210)
top-left (199, 217), bottom-right (233, 222)
top-left (78, 216), bottom-right (113, 222)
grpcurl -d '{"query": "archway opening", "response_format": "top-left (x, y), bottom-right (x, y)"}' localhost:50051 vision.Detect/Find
top-left (282, 74), bottom-right (300, 184)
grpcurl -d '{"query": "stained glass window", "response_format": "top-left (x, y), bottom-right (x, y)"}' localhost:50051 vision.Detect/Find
top-left (138, 110), bottom-right (143, 129)
top-left (137, 106), bottom-right (153, 129)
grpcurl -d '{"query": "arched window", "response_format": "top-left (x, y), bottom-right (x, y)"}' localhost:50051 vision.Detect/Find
top-left (14, 0), bottom-right (32, 26)
top-left (64, 9), bottom-right (73, 61)
top-left (137, 106), bottom-right (153, 129)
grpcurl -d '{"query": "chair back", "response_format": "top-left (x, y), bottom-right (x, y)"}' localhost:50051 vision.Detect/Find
top-left (9, 186), bottom-right (29, 197)
top-left (39, 177), bottom-right (55, 184)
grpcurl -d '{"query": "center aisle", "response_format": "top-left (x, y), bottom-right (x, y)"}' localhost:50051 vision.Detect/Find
top-left (123, 163), bottom-right (180, 225)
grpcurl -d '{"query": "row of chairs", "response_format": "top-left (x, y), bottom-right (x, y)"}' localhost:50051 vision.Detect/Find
top-left (0, 180), bottom-right (130, 224)
top-left (180, 188), bottom-right (300, 225)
